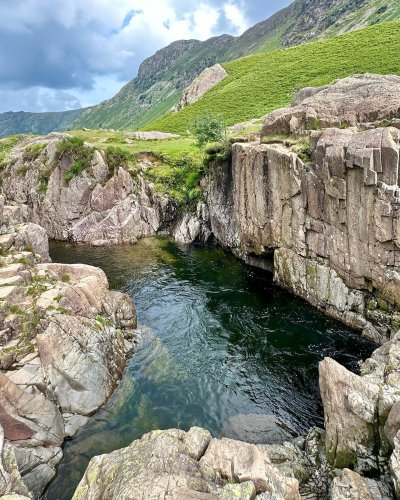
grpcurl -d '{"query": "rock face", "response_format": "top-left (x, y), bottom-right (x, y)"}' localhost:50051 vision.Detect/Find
top-left (1, 135), bottom-right (210, 246)
top-left (0, 220), bottom-right (138, 497)
top-left (319, 329), bottom-right (400, 477)
top-left (175, 64), bottom-right (228, 111)
top-left (261, 74), bottom-right (400, 137)
top-left (0, 425), bottom-right (32, 499)
top-left (207, 78), bottom-right (400, 341)
top-left (73, 427), bottom-right (301, 500)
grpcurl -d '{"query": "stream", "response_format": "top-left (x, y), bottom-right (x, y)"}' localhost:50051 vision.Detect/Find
top-left (46, 237), bottom-right (375, 499)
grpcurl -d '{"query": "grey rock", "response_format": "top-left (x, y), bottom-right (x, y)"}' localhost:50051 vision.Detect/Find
top-left (331, 468), bottom-right (385, 500)
top-left (261, 74), bottom-right (400, 137)
top-left (72, 429), bottom-right (300, 500)
top-left (175, 64), bottom-right (228, 111)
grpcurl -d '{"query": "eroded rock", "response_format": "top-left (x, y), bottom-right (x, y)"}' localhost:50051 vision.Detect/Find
top-left (260, 74), bottom-right (400, 137)
top-left (72, 428), bottom-right (300, 500)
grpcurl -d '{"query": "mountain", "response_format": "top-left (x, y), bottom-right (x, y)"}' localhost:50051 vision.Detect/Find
top-left (146, 19), bottom-right (400, 133)
top-left (1, 0), bottom-right (399, 137)
top-left (0, 109), bottom-right (84, 139)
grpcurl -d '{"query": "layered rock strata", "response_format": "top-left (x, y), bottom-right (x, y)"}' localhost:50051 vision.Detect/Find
top-left (1, 134), bottom-right (210, 246)
top-left (207, 76), bottom-right (400, 342)
top-left (0, 205), bottom-right (138, 497)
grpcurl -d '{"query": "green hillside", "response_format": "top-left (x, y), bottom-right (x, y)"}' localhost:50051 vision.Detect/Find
top-left (73, 0), bottom-right (400, 132)
top-left (146, 20), bottom-right (400, 134)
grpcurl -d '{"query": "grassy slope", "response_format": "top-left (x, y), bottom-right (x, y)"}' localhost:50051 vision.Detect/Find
top-left (72, 1), bottom-right (400, 133)
top-left (146, 20), bottom-right (400, 134)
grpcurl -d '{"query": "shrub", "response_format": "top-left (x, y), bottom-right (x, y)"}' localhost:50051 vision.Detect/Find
top-left (24, 143), bottom-right (45, 161)
top-left (191, 113), bottom-right (227, 149)
top-left (17, 165), bottom-right (29, 176)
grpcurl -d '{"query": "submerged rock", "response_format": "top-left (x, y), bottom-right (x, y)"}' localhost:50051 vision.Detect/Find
top-left (221, 414), bottom-right (297, 445)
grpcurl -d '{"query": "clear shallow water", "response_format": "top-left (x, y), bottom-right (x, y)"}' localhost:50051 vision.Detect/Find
top-left (46, 238), bottom-right (375, 499)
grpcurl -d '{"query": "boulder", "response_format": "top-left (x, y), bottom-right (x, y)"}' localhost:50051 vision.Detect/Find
top-left (319, 357), bottom-right (380, 471)
top-left (261, 74), bottom-right (400, 137)
top-left (221, 414), bottom-right (297, 445)
top-left (72, 428), bottom-right (300, 500)
top-left (331, 469), bottom-right (385, 500)
top-left (36, 315), bottom-right (126, 415)
top-left (175, 64), bottom-right (228, 111)
top-left (200, 437), bottom-right (300, 498)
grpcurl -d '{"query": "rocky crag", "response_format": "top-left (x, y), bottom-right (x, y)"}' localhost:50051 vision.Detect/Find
top-left (0, 201), bottom-right (138, 497)
top-left (0, 134), bottom-right (211, 247)
top-left (207, 74), bottom-right (400, 344)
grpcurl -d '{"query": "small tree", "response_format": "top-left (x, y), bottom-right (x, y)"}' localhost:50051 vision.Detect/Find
top-left (191, 113), bottom-right (226, 149)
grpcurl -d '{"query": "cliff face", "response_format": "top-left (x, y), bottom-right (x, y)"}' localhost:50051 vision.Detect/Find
top-left (1, 134), bottom-right (210, 247)
top-left (207, 122), bottom-right (400, 343)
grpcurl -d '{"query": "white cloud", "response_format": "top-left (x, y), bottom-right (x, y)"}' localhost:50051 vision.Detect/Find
top-left (223, 2), bottom-right (249, 34)
top-left (0, 0), bottom-right (255, 112)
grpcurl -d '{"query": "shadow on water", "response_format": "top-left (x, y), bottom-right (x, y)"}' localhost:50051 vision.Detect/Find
top-left (45, 237), bottom-right (376, 499)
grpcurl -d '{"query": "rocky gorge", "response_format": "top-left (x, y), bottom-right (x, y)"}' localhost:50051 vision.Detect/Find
top-left (0, 73), bottom-right (400, 498)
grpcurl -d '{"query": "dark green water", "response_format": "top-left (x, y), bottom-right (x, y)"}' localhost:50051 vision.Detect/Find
top-left (46, 238), bottom-right (375, 499)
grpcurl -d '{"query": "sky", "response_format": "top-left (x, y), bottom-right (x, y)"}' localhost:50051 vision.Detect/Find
top-left (0, 0), bottom-right (292, 113)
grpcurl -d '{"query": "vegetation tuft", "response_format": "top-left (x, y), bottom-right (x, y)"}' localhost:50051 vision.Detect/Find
top-left (56, 137), bottom-right (94, 183)
top-left (104, 146), bottom-right (137, 179)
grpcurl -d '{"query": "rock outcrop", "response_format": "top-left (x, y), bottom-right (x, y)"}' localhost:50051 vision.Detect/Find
top-left (261, 74), bottom-right (400, 137)
top-left (0, 214), bottom-right (138, 496)
top-left (73, 427), bottom-right (303, 500)
top-left (319, 329), bottom-right (400, 485)
top-left (174, 64), bottom-right (228, 111)
top-left (207, 76), bottom-right (400, 342)
top-left (125, 131), bottom-right (181, 140)
top-left (1, 134), bottom-right (210, 246)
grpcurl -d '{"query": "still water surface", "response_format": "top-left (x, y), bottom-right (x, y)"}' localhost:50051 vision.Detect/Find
top-left (46, 238), bottom-right (375, 499)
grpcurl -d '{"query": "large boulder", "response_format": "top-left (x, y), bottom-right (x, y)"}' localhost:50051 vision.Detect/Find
top-left (319, 357), bottom-right (380, 472)
top-left (72, 428), bottom-right (300, 500)
top-left (260, 74), bottom-right (400, 137)
top-left (175, 64), bottom-right (228, 111)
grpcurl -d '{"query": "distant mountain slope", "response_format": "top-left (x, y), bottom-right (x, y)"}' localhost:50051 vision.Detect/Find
top-left (0, 109), bottom-right (84, 139)
top-left (75, 0), bottom-right (400, 132)
top-left (1, 0), bottom-right (399, 137)
top-left (146, 20), bottom-right (400, 133)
